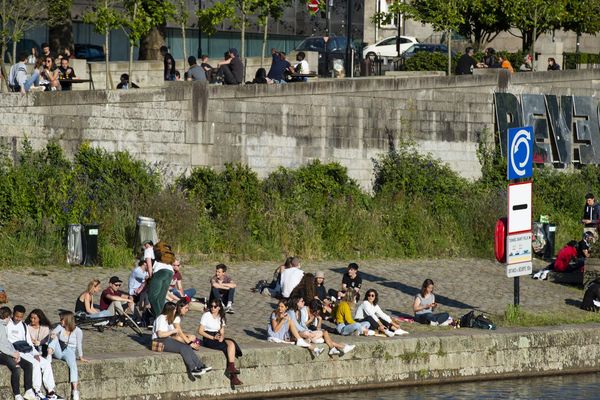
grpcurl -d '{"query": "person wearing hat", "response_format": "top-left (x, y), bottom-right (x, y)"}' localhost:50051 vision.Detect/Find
top-left (99, 277), bottom-right (135, 315)
top-left (581, 193), bottom-right (600, 240)
top-left (216, 48), bottom-right (243, 85)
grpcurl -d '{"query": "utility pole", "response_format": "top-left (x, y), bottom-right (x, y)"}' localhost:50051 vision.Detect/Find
top-left (345, 0), bottom-right (353, 76)
top-left (197, 0), bottom-right (203, 57)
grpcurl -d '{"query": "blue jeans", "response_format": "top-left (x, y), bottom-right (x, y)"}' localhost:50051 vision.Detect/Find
top-left (336, 321), bottom-right (369, 336)
top-left (23, 70), bottom-right (40, 92)
top-left (49, 339), bottom-right (78, 383)
top-left (171, 288), bottom-right (197, 299)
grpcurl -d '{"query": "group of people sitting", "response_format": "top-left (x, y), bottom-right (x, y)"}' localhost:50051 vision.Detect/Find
top-left (7, 47), bottom-right (76, 94)
top-left (0, 306), bottom-right (84, 400)
top-left (71, 240), bottom-right (244, 387)
top-left (259, 258), bottom-right (452, 356)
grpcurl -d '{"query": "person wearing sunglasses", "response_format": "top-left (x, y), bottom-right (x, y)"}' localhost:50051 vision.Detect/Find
top-left (355, 289), bottom-right (408, 337)
top-left (40, 57), bottom-right (60, 91)
top-left (197, 301), bottom-right (243, 387)
top-left (99, 276), bottom-right (135, 316)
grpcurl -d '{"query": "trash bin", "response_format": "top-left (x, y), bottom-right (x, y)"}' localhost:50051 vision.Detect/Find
top-left (133, 216), bottom-right (158, 255)
top-left (543, 223), bottom-right (556, 260)
top-left (82, 224), bottom-right (100, 266)
top-left (66, 224), bottom-right (83, 265)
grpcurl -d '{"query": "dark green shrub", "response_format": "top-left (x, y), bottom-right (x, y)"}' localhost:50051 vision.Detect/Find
top-left (403, 52), bottom-right (456, 72)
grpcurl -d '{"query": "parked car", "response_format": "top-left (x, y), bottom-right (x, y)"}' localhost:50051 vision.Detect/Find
top-left (3, 39), bottom-right (40, 63)
top-left (401, 43), bottom-right (453, 60)
top-left (362, 35), bottom-right (419, 59)
top-left (294, 36), bottom-right (359, 77)
top-left (74, 44), bottom-right (105, 61)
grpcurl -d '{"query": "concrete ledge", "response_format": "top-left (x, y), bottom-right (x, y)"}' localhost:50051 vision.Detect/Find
top-left (3, 325), bottom-right (600, 399)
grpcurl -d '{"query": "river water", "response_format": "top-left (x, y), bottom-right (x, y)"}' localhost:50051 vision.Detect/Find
top-left (271, 373), bottom-right (600, 399)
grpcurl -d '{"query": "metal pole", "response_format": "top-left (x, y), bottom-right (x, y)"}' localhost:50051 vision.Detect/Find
top-left (345, 0), bottom-right (353, 77)
top-left (327, 0), bottom-right (333, 36)
top-left (514, 277), bottom-right (520, 306)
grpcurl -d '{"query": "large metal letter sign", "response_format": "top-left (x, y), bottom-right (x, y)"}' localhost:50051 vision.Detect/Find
top-left (507, 126), bottom-right (533, 180)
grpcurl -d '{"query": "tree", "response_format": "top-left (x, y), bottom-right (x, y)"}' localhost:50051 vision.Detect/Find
top-left (48, 0), bottom-right (74, 55)
top-left (137, 0), bottom-right (174, 60)
top-left (376, 0), bottom-right (465, 75)
top-left (83, 0), bottom-right (124, 89)
top-left (253, 0), bottom-right (287, 67)
top-left (197, 0), bottom-right (258, 59)
top-left (458, 0), bottom-right (511, 51)
top-left (0, 0), bottom-right (46, 87)
top-left (503, 0), bottom-right (566, 58)
top-left (562, 0), bottom-right (600, 56)
top-left (171, 0), bottom-right (190, 70)
top-left (122, 0), bottom-right (153, 85)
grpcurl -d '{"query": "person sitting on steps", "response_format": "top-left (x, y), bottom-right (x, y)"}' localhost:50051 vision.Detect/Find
top-left (210, 264), bottom-right (236, 314)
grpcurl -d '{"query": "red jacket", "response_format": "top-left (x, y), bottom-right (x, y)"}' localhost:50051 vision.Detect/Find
top-left (554, 245), bottom-right (577, 272)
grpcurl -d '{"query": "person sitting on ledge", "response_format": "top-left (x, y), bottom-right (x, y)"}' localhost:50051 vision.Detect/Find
top-left (355, 289), bottom-right (408, 336)
top-left (197, 299), bottom-right (243, 387)
top-left (152, 302), bottom-right (211, 378)
top-left (286, 296), bottom-right (324, 357)
top-left (532, 239), bottom-right (584, 280)
top-left (333, 291), bottom-right (373, 336)
top-left (413, 279), bottom-right (451, 326)
top-left (99, 276), bottom-right (135, 315)
top-left (306, 299), bottom-right (355, 356)
top-left (266, 299), bottom-right (321, 352)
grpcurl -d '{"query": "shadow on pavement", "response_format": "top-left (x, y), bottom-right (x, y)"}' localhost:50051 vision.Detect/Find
top-left (565, 298), bottom-right (583, 308)
top-left (244, 328), bottom-right (268, 340)
top-left (379, 281), bottom-right (476, 310)
top-left (331, 267), bottom-right (388, 283)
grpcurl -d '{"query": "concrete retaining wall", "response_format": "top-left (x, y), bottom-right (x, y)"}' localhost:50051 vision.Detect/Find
top-left (2, 325), bottom-right (600, 399)
top-left (1, 70), bottom-right (600, 189)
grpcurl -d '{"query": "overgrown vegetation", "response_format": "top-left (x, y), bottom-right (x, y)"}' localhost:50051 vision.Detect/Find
top-left (500, 304), bottom-right (600, 327)
top-left (0, 136), bottom-right (598, 267)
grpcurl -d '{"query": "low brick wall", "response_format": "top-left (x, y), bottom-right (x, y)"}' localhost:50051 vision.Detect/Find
top-left (3, 325), bottom-right (600, 399)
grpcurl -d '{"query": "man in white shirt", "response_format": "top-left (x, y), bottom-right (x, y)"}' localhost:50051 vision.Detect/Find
top-left (7, 305), bottom-right (60, 400)
top-left (280, 257), bottom-right (304, 299)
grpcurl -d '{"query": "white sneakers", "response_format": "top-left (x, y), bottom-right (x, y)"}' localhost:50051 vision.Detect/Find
top-left (384, 329), bottom-right (395, 337)
top-left (342, 344), bottom-right (356, 354)
top-left (296, 338), bottom-right (311, 348)
top-left (440, 318), bottom-right (453, 327)
top-left (365, 330), bottom-right (375, 336)
top-left (22, 390), bottom-right (36, 400)
top-left (430, 321), bottom-right (439, 326)
top-left (532, 270), bottom-right (550, 280)
top-left (312, 347), bottom-right (324, 357)
top-left (328, 347), bottom-right (341, 356)
top-left (394, 328), bottom-right (409, 336)
top-left (72, 391), bottom-right (80, 400)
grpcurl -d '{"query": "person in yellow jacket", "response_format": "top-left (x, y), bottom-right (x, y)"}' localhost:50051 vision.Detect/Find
top-left (333, 292), bottom-right (374, 336)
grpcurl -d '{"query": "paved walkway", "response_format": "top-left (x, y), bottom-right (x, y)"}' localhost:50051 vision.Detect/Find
top-left (0, 257), bottom-right (586, 357)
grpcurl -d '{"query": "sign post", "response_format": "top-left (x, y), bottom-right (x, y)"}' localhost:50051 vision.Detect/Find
top-left (506, 126), bottom-right (534, 306)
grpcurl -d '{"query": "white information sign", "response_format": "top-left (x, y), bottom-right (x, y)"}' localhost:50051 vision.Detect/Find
top-left (506, 232), bottom-right (532, 264)
top-left (506, 261), bottom-right (533, 278)
top-left (508, 182), bottom-right (532, 234)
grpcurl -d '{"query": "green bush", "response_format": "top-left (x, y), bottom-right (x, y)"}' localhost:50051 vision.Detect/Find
top-left (564, 52), bottom-right (600, 70)
top-left (0, 138), bottom-right (596, 266)
top-left (403, 52), bottom-right (456, 72)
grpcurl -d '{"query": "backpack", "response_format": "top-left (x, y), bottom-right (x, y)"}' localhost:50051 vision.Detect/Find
top-left (154, 241), bottom-right (176, 265)
top-left (459, 310), bottom-right (496, 330)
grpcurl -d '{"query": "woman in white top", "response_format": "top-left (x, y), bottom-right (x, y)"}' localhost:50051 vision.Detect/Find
top-left (174, 300), bottom-right (200, 350)
top-left (48, 311), bottom-right (88, 400)
top-left (25, 309), bottom-right (52, 357)
top-left (198, 299), bottom-right (243, 387)
top-left (355, 289), bottom-right (408, 336)
top-left (153, 302), bottom-right (210, 378)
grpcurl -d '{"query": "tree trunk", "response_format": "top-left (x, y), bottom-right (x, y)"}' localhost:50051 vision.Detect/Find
top-left (105, 31), bottom-right (111, 89)
top-left (261, 16), bottom-right (269, 68)
top-left (531, 9), bottom-right (537, 72)
top-left (128, 2), bottom-right (137, 86)
top-left (447, 29), bottom-right (452, 76)
top-left (0, 44), bottom-right (7, 91)
top-left (241, 0), bottom-right (246, 60)
top-left (182, 22), bottom-right (188, 73)
top-left (12, 41), bottom-right (17, 66)
top-left (139, 26), bottom-right (166, 60)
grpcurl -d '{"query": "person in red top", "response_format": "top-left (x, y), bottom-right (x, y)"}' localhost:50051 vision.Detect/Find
top-left (99, 276), bottom-right (135, 315)
top-left (533, 241), bottom-right (582, 280)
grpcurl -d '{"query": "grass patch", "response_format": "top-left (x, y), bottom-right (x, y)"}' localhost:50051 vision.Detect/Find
top-left (497, 304), bottom-right (600, 327)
